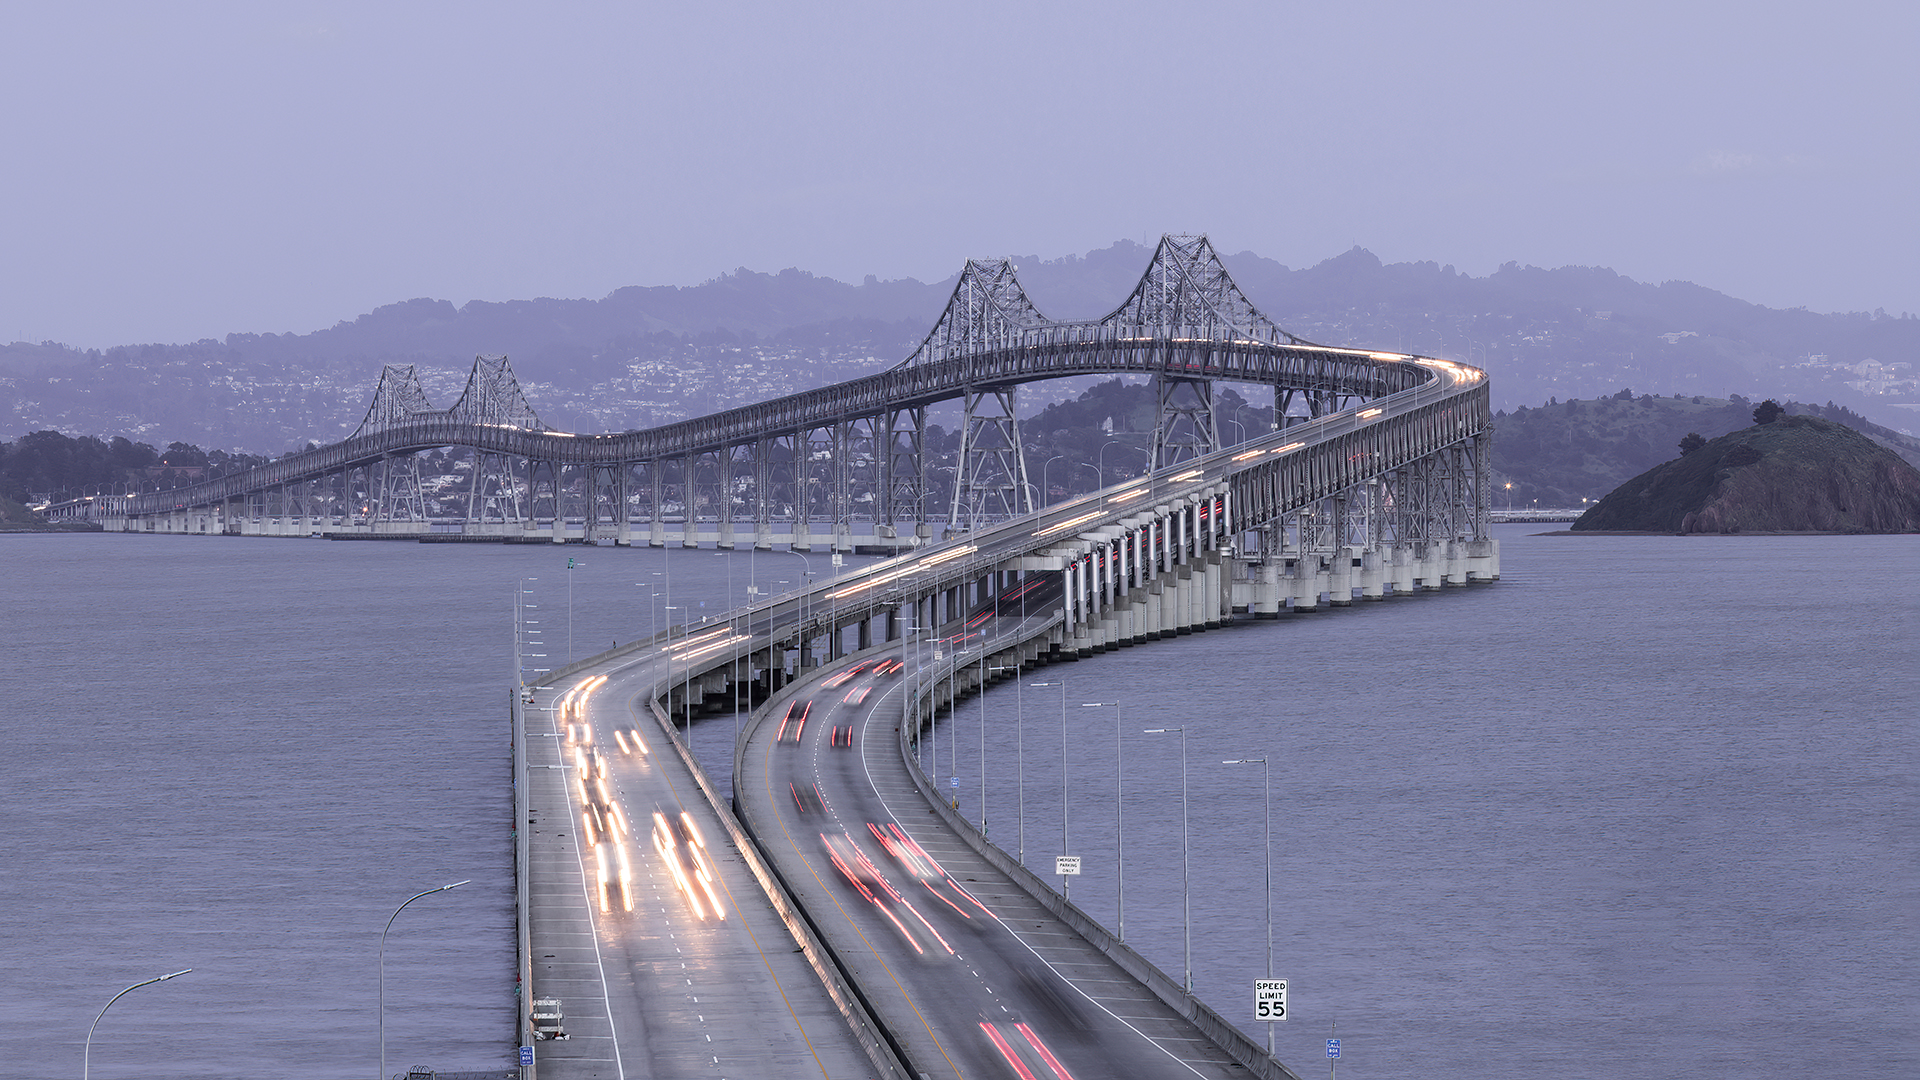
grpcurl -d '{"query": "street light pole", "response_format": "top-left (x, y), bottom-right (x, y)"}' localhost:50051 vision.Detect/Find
top-left (979, 648), bottom-right (988, 834)
top-left (781, 549), bottom-right (813, 670)
top-left (1146, 726), bottom-right (1191, 992)
top-left (380, 879), bottom-right (470, 1080)
top-left (1224, 755), bottom-right (1273, 1053)
top-left (988, 662), bottom-right (1023, 861)
top-left (1030, 679), bottom-right (1068, 896)
top-left (85, 969), bottom-right (192, 1080)
top-left (1041, 454), bottom-right (1065, 508)
top-left (1084, 701), bottom-right (1124, 940)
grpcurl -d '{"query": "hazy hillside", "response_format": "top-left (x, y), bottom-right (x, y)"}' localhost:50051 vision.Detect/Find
top-left (3, 240), bottom-right (1915, 453)
top-left (1571, 415), bottom-right (1920, 534)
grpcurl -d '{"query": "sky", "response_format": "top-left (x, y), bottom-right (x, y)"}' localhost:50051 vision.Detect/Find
top-left (3, 1), bottom-right (1915, 349)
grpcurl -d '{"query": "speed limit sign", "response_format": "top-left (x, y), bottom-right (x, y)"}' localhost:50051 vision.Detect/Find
top-left (1253, 978), bottom-right (1287, 1021)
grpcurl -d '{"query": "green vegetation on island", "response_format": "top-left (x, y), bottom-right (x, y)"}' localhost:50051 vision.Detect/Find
top-left (1572, 406), bottom-right (1920, 533)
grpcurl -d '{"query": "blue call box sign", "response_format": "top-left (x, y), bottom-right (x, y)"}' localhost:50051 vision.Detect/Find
top-left (519, 1045), bottom-right (535, 1066)
top-left (1327, 1039), bottom-right (1341, 1059)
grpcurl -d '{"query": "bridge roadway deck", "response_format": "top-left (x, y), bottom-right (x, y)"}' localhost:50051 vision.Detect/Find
top-left (524, 646), bottom-right (877, 1080)
top-left (737, 609), bottom-right (1258, 1080)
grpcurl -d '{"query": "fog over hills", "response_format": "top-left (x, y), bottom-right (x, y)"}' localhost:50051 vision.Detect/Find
top-left (3, 239), bottom-right (1914, 452)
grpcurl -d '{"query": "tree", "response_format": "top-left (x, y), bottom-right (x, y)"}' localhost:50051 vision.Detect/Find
top-left (1678, 432), bottom-right (1707, 455)
top-left (1752, 399), bottom-right (1784, 425)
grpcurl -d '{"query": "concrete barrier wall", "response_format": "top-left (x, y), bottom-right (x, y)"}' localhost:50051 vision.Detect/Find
top-left (510, 688), bottom-right (536, 1080)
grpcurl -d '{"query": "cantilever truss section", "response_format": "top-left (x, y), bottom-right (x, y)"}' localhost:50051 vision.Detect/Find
top-left (1100, 234), bottom-right (1306, 346)
top-left (450, 355), bottom-right (546, 430)
top-left (352, 365), bottom-right (438, 438)
top-left (896, 259), bottom-right (1050, 368)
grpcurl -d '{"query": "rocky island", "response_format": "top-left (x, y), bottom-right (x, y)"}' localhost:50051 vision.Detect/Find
top-left (1572, 410), bottom-right (1920, 534)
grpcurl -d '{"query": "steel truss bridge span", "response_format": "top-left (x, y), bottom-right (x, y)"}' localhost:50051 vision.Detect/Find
top-left (99, 235), bottom-right (1467, 545)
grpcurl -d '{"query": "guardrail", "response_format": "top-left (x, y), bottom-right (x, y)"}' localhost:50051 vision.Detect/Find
top-left (510, 688), bottom-right (535, 1080)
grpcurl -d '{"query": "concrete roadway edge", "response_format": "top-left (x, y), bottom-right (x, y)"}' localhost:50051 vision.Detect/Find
top-left (513, 687), bottom-right (534, 1078)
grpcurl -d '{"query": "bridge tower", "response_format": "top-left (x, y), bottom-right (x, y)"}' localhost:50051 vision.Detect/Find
top-left (949, 386), bottom-right (1032, 534)
top-left (902, 258), bottom-right (1049, 534)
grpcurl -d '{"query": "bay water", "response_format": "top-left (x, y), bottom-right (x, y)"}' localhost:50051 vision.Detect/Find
top-left (2, 526), bottom-right (1912, 1078)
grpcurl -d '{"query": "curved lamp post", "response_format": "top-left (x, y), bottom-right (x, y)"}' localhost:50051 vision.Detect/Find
top-left (1145, 725), bottom-right (1190, 991)
top-left (381, 880), bottom-right (470, 1080)
top-left (1040, 454), bottom-right (1066, 508)
top-left (1223, 756), bottom-right (1273, 1053)
top-left (1030, 679), bottom-right (1068, 896)
top-left (1084, 701), bottom-right (1124, 940)
top-left (86, 968), bottom-right (191, 1080)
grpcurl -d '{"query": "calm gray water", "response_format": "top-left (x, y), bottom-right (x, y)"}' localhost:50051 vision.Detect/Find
top-left (4, 527), bottom-right (1913, 1079)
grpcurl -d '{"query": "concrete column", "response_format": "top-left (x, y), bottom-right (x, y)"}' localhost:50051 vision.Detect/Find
top-left (1203, 554), bottom-right (1224, 628)
top-left (1466, 538), bottom-right (1501, 582)
top-left (1286, 558), bottom-right (1316, 613)
top-left (1249, 559), bottom-right (1281, 617)
top-left (1328, 548), bottom-right (1354, 607)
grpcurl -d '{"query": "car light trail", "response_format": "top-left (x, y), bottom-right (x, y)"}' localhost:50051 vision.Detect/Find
top-left (1035, 510), bottom-right (1103, 537)
top-left (981, 1023), bottom-right (1042, 1080)
top-left (615, 841), bottom-right (634, 912)
top-left (679, 812), bottom-right (726, 920)
top-left (1015, 1022), bottom-right (1078, 1080)
top-left (674, 632), bottom-right (751, 664)
top-left (653, 813), bottom-right (709, 920)
top-left (826, 543), bottom-right (976, 599)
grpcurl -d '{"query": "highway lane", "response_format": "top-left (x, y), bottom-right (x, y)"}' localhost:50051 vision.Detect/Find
top-left (742, 601), bottom-right (1252, 1080)
top-left (526, 656), bottom-right (879, 1080)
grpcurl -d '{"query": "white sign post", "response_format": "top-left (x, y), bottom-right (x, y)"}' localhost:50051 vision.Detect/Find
top-left (1054, 854), bottom-right (1081, 900)
top-left (1254, 978), bottom-right (1288, 1022)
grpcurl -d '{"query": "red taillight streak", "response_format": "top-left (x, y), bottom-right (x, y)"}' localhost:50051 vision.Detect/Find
top-left (980, 1024), bottom-right (1041, 1080)
top-left (924, 880), bottom-right (971, 918)
top-left (1015, 1023), bottom-right (1077, 1080)
top-left (949, 879), bottom-right (992, 915)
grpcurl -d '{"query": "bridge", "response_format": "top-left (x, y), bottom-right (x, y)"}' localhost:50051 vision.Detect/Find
top-left (76, 235), bottom-right (1487, 562)
top-left (66, 235), bottom-right (1497, 1077)
top-left (437, 236), bottom-right (1495, 1079)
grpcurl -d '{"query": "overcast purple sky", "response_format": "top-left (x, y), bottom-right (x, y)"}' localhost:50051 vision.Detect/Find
top-left (4, 1), bottom-right (1914, 349)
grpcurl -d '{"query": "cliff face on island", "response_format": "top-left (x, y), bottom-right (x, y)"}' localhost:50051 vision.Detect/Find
top-left (1571, 416), bottom-right (1920, 533)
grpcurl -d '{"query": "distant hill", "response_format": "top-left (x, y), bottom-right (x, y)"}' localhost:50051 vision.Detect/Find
top-left (3, 239), bottom-right (1915, 452)
top-left (1571, 415), bottom-right (1920, 533)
